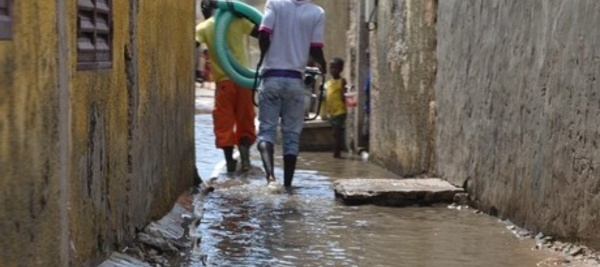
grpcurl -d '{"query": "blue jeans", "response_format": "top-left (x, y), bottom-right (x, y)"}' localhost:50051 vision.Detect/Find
top-left (257, 77), bottom-right (305, 156)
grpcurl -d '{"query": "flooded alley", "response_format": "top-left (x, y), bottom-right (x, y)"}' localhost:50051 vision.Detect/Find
top-left (5, 1), bottom-right (600, 266)
top-left (187, 85), bottom-right (555, 267)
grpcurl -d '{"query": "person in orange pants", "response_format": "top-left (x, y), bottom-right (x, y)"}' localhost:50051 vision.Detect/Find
top-left (213, 80), bottom-right (256, 172)
top-left (196, 1), bottom-right (257, 172)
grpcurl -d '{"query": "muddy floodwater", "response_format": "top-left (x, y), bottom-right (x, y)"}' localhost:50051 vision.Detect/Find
top-left (190, 98), bottom-right (554, 266)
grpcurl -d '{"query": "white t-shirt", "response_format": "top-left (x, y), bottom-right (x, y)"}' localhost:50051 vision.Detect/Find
top-left (259, 0), bottom-right (325, 73)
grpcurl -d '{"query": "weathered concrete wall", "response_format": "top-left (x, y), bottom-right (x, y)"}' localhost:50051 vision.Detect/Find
top-left (369, 0), bottom-right (437, 176)
top-left (67, 0), bottom-right (196, 265)
top-left (66, 0), bottom-right (132, 263)
top-left (313, 0), bottom-right (350, 65)
top-left (0, 0), bottom-right (195, 266)
top-left (436, 1), bottom-right (600, 248)
top-left (133, 0), bottom-right (196, 223)
top-left (348, 1), bottom-right (370, 151)
top-left (0, 1), bottom-right (62, 266)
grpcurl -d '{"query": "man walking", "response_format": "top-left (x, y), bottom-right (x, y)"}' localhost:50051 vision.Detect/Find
top-left (256, 0), bottom-right (327, 187)
top-left (196, 1), bottom-right (257, 173)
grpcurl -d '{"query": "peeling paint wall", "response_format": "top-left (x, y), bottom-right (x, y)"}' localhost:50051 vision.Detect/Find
top-left (369, 0), bottom-right (437, 176)
top-left (435, 0), bottom-right (600, 248)
top-left (0, 0), bottom-right (195, 266)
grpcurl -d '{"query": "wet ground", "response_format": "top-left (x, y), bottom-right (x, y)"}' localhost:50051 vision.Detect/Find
top-left (187, 85), bottom-right (559, 267)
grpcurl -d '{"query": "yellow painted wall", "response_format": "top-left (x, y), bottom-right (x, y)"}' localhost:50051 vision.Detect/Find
top-left (134, 0), bottom-right (196, 222)
top-left (0, 0), bottom-right (196, 265)
top-left (65, 0), bottom-right (196, 265)
top-left (0, 0), bottom-right (62, 266)
top-left (66, 0), bottom-right (131, 264)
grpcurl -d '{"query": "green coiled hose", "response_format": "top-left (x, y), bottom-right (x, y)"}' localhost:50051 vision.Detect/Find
top-left (213, 0), bottom-right (263, 89)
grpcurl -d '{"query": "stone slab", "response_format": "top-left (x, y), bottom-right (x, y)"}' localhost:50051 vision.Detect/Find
top-left (333, 178), bottom-right (464, 206)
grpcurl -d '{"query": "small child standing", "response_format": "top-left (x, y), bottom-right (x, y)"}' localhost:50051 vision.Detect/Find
top-left (325, 58), bottom-right (347, 158)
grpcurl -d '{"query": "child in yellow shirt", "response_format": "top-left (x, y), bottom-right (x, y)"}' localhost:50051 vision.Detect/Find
top-left (325, 58), bottom-right (347, 158)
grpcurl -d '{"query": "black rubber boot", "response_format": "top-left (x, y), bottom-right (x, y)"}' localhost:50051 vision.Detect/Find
top-left (193, 166), bottom-right (202, 193)
top-left (223, 146), bottom-right (237, 173)
top-left (283, 154), bottom-right (297, 187)
top-left (257, 141), bottom-right (275, 183)
top-left (239, 145), bottom-right (251, 171)
top-left (239, 136), bottom-right (253, 172)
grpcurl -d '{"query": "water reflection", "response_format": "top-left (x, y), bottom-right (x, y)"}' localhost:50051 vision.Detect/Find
top-left (190, 113), bottom-right (552, 267)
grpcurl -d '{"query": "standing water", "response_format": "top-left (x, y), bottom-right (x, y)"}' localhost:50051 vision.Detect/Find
top-left (189, 86), bottom-right (554, 267)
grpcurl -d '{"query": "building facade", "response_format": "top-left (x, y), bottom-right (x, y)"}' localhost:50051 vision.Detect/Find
top-left (0, 0), bottom-right (196, 265)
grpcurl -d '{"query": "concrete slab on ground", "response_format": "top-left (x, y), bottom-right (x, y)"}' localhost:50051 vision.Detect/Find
top-left (333, 178), bottom-right (464, 206)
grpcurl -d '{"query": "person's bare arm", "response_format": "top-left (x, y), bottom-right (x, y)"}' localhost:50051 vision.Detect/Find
top-left (250, 25), bottom-right (259, 38)
top-left (258, 0), bottom-right (275, 60)
top-left (309, 47), bottom-right (327, 75)
top-left (258, 31), bottom-right (271, 58)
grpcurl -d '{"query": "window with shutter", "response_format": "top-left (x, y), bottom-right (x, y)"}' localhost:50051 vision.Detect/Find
top-left (0, 0), bottom-right (12, 40)
top-left (77, 0), bottom-right (112, 69)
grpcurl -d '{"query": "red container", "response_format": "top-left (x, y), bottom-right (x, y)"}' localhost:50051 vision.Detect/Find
top-left (344, 92), bottom-right (357, 108)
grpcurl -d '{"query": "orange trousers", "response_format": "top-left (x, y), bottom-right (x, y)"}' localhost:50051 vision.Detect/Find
top-left (213, 80), bottom-right (256, 148)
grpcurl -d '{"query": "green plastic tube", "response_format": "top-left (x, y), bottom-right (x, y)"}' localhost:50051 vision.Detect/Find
top-left (213, 1), bottom-right (263, 89)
